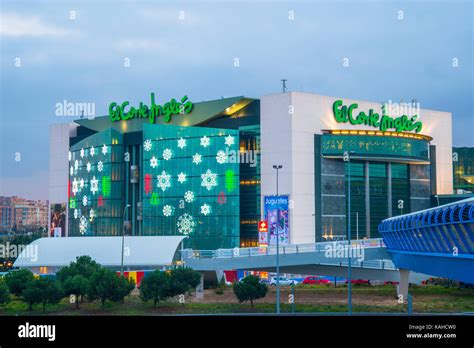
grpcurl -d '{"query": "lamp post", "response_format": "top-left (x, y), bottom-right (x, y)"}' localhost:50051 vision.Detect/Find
top-left (121, 204), bottom-right (131, 277)
top-left (273, 164), bottom-right (282, 314)
top-left (343, 151), bottom-right (355, 315)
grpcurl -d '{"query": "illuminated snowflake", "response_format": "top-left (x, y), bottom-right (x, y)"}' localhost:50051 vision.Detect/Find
top-left (70, 166), bottom-right (73, 176)
top-left (143, 139), bottom-right (152, 152)
top-left (200, 203), bottom-right (211, 216)
top-left (90, 146), bottom-right (96, 157)
top-left (102, 144), bottom-right (107, 155)
top-left (200, 136), bottom-right (210, 147)
top-left (157, 171), bottom-right (171, 191)
top-left (150, 156), bottom-right (158, 168)
top-left (192, 153), bottom-right (202, 165)
top-left (90, 176), bottom-right (98, 195)
top-left (177, 214), bottom-right (196, 235)
top-left (79, 216), bottom-right (88, 235)
top-left (163, 148), bottom-right (172, 161)
top-left (74, 160), bottom-right (79, 171)
top-left (163, 205), bottom-right (173, 217)
top-left (74, 209), bottom-right (79, 219)
top-left (80, 148), bottom-right (85, 158)
top-left (216, 150), bottom-right (228, 164)
top-left (177, 172), bottom-right (186, 184)
top-left (68, 151), bottom-right (72, 161)
top-left (79, 178), bottom-right (85, 189)
top-left (90, 209), bottom-right (95, 219)
top-left (97, 161), bottom-right (104, 172)
top-left (86, 162), bottom-right (92, 172)
top-left (201, 169), bottom-right (217, 191)
top-left (82, 195), bottom-right (88, 206)
top-left (184, 191), bottom-right (195, 203)
top-left (225, 135), bottom-right (235, 147)
top-left (177, 137), bottom-right (186, 149)
top-left (72, 178), bottom-right (78, 195)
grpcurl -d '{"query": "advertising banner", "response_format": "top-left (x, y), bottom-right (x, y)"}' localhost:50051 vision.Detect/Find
top-left (50, 203), bottom-right (66, 237)
top-left (264, 195), bottom-right (289, 246)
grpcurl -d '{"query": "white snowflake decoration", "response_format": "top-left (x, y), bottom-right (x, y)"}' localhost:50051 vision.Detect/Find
top-left (70, 166), bottom-right (73, 176)
top-left (201, 169), bottom-right (217, 191)
top-left (102, 144), bottom-right (107, 155)
top-left (68, 151), bottom-right (72, 161)
top-left (82, 195), bottom-right (88, 207)
top-left (79, 216), bottom-right (88, 235)
top-left (157, 171), bottom-right (171, 191)
top-left (79, 178), bottom-right (85, 189)
top-left (163, 148), bottom-right (172, 161)
top-left (80, 148), bottom-right (85, 158)
top-left (143, 139), bottom-right (152, 151)
top-left (74, 160), bottom-right (79, 171)
top-left (86, 162), bottom-right (92, 172)
top-left (184, 191), bottom-right (195, 203)
top-left (192, 153), bottom-right (202, 165)
top-left (90, 209), bottom-right (95, 219)
top-left (90, 176), bottom-right (98, 195)
top-left (74, 209), bottom-right (78, 219)
top-left (177, 214), bottom-right (196, 235)
top-left (200, 136), bottom-right (210, 147)
top-left (97, 161), bottom-right (103, 172)
top-left (201, 203), bottom-right (211, 216)
top-left (163, 205), bottom-right (173, 217)
top-left (177, 137), bottom-right (186, 149)
top-left (225, 135), bottom-right (235, 147)
top-left (90, 146), bottom-right (95, 157)
top-left (150, 156), bottom-right (158, 168)
top-left (72, 178), bottom-right (78, 195)
top-left (216, 150), bottom-right (228, 164)
top-left (177, 172), bottom-right (186, 184)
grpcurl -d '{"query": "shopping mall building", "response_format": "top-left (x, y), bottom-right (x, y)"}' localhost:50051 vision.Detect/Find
top-left (49, 92), bottom-right (457, 250)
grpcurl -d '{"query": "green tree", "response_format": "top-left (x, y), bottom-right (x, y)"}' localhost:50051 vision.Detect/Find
top-left (37, 278), bottom-right (64, 312)
top-left (139, 270), bottom-right (171, 307)
top-left (56, 255), bottom-right (101, 306)
top-left (168, 267), bottom-right (201, 298)
top-left (5, 269), bottom-right (35, 296)
top-left (233, 275), bottom-right (268, 308)
top-left (62, 275), bottom-right (89, 309)
top-left (22, 279), bottom-right (43, 311)
top-left (88, 268), bottom-right (133, 310)
top-left (0, 278), bottom-right (11, 305)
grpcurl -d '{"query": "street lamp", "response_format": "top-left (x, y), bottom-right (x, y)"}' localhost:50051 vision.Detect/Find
top-left (343, 150), bottom-right (355, 315)
top-left (121, 204), bottom-right (131, 277)
top-left (272, 164), bottom-right (282, 314)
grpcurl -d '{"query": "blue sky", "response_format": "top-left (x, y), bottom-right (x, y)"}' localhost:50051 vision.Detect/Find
top-left (0, 0), bottom-right (472, 200)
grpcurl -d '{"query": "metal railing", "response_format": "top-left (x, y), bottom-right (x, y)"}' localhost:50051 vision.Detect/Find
top-left (181, 238), bottom-right (386, 260)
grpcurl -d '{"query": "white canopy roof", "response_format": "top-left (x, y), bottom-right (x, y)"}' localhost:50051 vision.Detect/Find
top-left (14, 236), bottom-right (187, 268)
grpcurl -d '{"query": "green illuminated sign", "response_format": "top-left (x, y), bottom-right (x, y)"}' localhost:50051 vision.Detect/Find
top-left (332, 100), bottom-right (422, 133)
top-left (109, 93), bottom-right (193, 124)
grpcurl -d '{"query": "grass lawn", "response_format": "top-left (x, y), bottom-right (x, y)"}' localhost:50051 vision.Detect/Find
top-left (0, 285), bottom-right (473, 315)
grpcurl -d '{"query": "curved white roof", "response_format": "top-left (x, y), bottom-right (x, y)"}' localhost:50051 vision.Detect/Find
top-left (13, 236), bottom-right (187, 268)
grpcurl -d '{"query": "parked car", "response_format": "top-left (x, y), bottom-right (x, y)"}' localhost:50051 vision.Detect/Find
top-left (302, 276), bottom-right (331, 285)
top-left (384, 281), bottom-right (399, 285)
top-left (345, 279), bottom-right (371, 285)
top-left (270, 276), bottom-right (298, 286)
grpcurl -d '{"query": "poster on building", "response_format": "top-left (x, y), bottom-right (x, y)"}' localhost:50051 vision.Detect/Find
top-left (50, 203), bottom-right (66, 237)
top-left (264, 195), bottom-right (289, 246)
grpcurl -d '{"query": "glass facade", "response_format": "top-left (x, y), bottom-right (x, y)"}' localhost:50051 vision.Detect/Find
top-left (68, 128), bottom-right (124, 236)
top-left (238, 125), bottom-right (260, 247)
top-left (453, 147), bottom-right (474, 192)
top-left (142, 124), bottom-right (240, 250)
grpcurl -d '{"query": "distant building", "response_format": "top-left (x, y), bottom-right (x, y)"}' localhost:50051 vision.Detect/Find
top-left (0, 196), bottom-right (49, 232)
